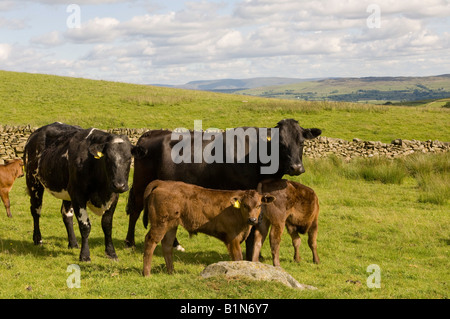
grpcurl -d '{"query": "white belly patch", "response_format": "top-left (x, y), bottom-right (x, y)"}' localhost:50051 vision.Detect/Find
top-left (87, 197), bottom-right (115, 216)
top-left (47, 188), bottom-right (71, 201)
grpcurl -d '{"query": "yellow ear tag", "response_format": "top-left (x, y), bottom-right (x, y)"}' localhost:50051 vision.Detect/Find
top-left (94, 151), bottom-right (104, 159)
top-left (267, 136), bottom-right (271, 141)
top-left (233, 200), bottom-right (240, 209)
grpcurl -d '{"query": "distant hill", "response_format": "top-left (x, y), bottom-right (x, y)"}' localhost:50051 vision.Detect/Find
top-left (238, 74), bottom-right (450, 103)
top-left (152, 77), bottom-right (322, 93)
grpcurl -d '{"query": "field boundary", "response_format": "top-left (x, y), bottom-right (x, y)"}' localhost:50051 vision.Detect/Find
top-left (0, 124), bottom-right (448, 164)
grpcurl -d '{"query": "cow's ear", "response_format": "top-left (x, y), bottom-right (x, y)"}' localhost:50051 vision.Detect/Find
top-left (262, 195), bottom-right (276, 204)
top-left (88, 143), bottom-right (106, 159)
top-left (230, 197), bottom-right (241, 209)
top-left (131, 145), bottom-right (147, 159)
top-left (303, 128), bottom-right (322, 140)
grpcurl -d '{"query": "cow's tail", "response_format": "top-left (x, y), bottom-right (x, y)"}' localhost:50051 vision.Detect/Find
top-left (143, 184), bottom-right (159, 229)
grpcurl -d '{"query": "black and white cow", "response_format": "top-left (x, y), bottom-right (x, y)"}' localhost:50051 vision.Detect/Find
top-left (24, 122), bottom-right (141, 261)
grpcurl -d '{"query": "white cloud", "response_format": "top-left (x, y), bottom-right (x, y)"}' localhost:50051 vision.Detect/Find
top-left (1, 0), bottom-right (449, 84)
top-left (18, 0), bottom-right (136, 4)
top-left (31, 31), bottom-right (63, 46)
top-left (65, 17), bottom-right (121, 43)
top-left (0, 44), bottom-right (12, 60)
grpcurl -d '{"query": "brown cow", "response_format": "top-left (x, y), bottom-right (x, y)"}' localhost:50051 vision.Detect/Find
top-left (142, 180), bottom-right (275, 276)
top-left (251, 179), bottom-right (319, 266)
top-left (0, 158), bottom-right (24, 218)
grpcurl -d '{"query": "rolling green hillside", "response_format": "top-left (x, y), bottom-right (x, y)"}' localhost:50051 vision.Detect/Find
top-left (1, 70), bottom-right (449, 143)
top-left (239, 74), bottom-right (450, 103)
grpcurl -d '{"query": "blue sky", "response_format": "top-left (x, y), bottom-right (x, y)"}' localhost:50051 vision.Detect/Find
top-left (1, 0), bottom-right (449, 84)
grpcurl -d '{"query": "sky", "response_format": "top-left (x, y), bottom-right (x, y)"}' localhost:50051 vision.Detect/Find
top-left (0, 0), bottom-right (449, 85)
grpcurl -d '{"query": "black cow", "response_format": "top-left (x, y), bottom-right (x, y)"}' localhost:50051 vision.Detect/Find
top-left (24, 122), bottom-right (141, 261)
top-left (125, 119), bottom-right (321, 249)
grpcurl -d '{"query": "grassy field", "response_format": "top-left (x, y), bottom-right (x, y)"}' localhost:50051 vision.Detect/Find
top-left (0, 153), bottom-right (448, 299)
top-left (0, 71), bottom-right (449, 299)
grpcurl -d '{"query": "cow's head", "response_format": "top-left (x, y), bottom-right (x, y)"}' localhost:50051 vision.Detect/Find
top-left (231, 190), bottom-right (276, 225)
top-left (277, 119), bottom-right (321, 176)
top-left (88, 135), bottom-right (144, 193)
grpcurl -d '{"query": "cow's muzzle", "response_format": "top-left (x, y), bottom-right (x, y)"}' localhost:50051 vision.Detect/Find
top-left (247, 217), bottom-right (258, 225)
top-left (113, 182), bottom-right (129, 193)
top-left (288, 163), bottom-right (305, 176)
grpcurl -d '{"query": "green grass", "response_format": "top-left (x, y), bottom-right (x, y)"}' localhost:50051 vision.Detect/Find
top-left (0, 153), bottom-right (448, 299)
top-left (0, 70), bottom-right (449, 299)
top-left (1, 70), bottom-right (449, 143)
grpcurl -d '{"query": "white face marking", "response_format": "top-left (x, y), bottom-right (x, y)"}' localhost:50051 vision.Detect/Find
top-left (62, 150), bottom-right (69, 159)
top-left (112, 137), bottom-right (124, 144)
top-left (35, 206), bottom-right (42, 216)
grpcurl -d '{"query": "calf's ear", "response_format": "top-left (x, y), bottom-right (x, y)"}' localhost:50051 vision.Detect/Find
top-left (261, 195), bottom-right (276, 204)
top-left (88, 143), bottom-right (106, 159)
top-left (303, 128), bottom-right (322, 140)
top-left (131, 145), bottom-right (147, 159)
top-left (230, 197), bottom-right (241, 209)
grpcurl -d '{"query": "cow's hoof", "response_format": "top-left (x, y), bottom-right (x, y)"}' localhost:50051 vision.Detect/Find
top-left (33, 240), bottom-right (43, 245)
top-left (106, 253), bottom-right (119, 261)
top-left (79, 256), bottom-right (91, 262)
top-left (68, 243), bottom-right (79, 249)
top-left (175, 245), bottom-right (185, 252)
top-left (124, 239), bottom-right (135, 248)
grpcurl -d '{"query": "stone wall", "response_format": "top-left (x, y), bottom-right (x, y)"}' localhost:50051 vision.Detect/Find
top-left (303, 136), bottom-right (449, 160)
top-left (1, 125), bottom-right (448, 164)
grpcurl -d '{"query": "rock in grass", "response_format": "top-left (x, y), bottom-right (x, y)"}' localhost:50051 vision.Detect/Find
top-left (200, 261), bottom-right (317, 290)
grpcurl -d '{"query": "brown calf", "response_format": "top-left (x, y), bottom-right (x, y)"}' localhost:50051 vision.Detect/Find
top-left (251, 179), bottom-right (320, 266)
top-left (142, 180), bottom-right (275, 276)
top-left (0, 159), bottom-right (24, 218)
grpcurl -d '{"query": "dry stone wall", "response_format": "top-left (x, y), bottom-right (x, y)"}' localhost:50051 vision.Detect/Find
top-left (1, 125), bottom-right (448, 164)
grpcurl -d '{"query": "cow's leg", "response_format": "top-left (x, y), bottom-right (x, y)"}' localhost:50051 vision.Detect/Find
top-left (143, 225), bottom-right (167, 277)
top-left (61, 201), bottom-right (78, 249)
top-left (161, 227), bottom-right (177, 274)
top-left (227, 239), bottom-right (243, 261)
top-left (269, 223), bottom-right (284, 267)
top-left (252, 219), bottom-right (270, 262)
top-left (1, 191), bottom-right (12, 218)
top-left (28, 184), bottom-right (44, 245)
top-left (286, 223), bottom-right (301, 263)
top-left (245, 227), bottom-right (256, 261)
top-left (101, 195), bottom-right (118, 260)
top-left (72, 203), bottom-right (91, 262)
top-left (308, 220), bottom-right (320, 264)
top-left (125, 185), bottom-right (143, 248)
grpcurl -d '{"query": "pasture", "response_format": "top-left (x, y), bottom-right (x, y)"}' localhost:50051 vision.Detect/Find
top-left (0, 71), bottom-right (449, 299)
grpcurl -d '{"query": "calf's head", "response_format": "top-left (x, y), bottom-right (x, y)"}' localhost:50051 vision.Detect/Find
top-left (9, 158), bottom-right (24, 178)
top-left (89, 135), bottom-right (143, 193)
top-left (277, 119), bottom-right (321, 176)
top-left (231, 191), bottom-right (276, 225)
